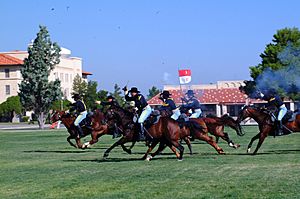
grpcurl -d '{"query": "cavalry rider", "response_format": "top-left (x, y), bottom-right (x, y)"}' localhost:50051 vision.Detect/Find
top-left (96, 95), bottom-right (121, 138)
top-left (158, 90), bottom-right (181, 120)
top-left (96, 95), bottom-right (119, 107)
top-left (181, 90), bottom-right (202, 118)
top-left (259, 89), bottom-right (287, 135)
top-left (69, 93), bottom-right (87, 138)
top-left (123, 87), bottom-right (151, 141)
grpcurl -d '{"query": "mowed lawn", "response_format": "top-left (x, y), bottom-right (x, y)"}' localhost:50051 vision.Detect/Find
top-left (0, 126), bottom-right (299, 199)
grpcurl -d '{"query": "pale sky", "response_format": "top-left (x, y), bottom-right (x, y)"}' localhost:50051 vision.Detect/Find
top-left (1, 0), bottom-right (300, 93)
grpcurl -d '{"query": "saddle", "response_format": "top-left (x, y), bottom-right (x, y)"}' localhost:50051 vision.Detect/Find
top-left (144, 110), bottom-right (161, 129)
top-left (79, 113), bottom-right (93, 129)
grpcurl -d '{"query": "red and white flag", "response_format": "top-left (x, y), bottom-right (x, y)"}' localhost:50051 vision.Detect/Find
top-left (178, 69), bottom-right (191, 84)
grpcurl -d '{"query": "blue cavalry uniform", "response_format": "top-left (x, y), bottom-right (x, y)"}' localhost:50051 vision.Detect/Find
top-left (69, 93), bottom-right (87, 138)
top-left (159, 90), bottom-right (180, 120)
top-left (124, 87), bottom-right (151, 140)
top-left (260, 90), bottom-right (287, 135)
top-left (182, 90), bottom-right (202, 118)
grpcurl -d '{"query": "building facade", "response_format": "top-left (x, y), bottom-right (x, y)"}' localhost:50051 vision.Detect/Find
top-left (0, 48), bottom-right (91, 103)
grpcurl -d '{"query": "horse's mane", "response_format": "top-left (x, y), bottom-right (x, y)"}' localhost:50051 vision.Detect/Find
top-left (111, 104), bottom-right (134, 118)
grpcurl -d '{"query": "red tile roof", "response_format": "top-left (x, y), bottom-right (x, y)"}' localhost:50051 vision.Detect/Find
top-left (82, 71), bottom-right (92, 75)
top-left (0, 54), bottom-right (23, 65)
top-left (148, 88), bottom-right (261, 105)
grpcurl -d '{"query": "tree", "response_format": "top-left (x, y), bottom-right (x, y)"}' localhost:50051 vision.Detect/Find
top-left (51, 99), bottom-right (71, 111)
top-left (84, 81), bottom-right (98, 111)
top-left (71, 74), bottom-right (87, 96)
top-left (147, 86), bottom-right (161, 100)
top-left (0, 96), bottom-right (22, 122)
top-left (19, 25), bottom-right (62, 129)
top-left (241, 27), bottom-right (300, 100)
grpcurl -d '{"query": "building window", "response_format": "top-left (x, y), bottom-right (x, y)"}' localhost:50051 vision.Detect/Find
top-left (54, 72), bottom-right (59, 79)
top-left (65, 74), bottom-right (69, 83)
top-left (5, 69), bottom-right (10, 78)
top-left (5, 85), bottom-right (10, 95)
top-left (70, 74), bottom-right (73, 83)
top-left (60, 73), bottom-right (64, 82)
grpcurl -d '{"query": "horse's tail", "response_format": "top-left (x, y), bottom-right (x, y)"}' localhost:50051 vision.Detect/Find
top-left (220, 114), bottom-right (244, 136)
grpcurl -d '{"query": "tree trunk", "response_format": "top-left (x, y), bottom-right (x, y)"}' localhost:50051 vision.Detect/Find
top-left (38, 112), bottom-right (45, 129)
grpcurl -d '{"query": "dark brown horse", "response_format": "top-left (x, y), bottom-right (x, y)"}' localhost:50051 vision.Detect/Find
top-left (103, 105), bottom-right (185, 160)
top-left (51, 111), bottom-right (92, 148)
top-left (236, 105), bottom-right (299, 154)
top-left (51, 110), bottom-right (134, 152)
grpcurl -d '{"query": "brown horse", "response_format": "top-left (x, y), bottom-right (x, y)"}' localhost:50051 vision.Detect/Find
top-left (236, 105), bottom-right (299, 154)
top-left (51, 111), bottom-right (92, 148)
top-left (51, 110), bottom-right (134, 152)
top-left (103, 105), bottom-right (185, 160)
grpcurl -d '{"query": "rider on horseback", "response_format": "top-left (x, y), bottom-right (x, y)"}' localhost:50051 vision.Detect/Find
top-left (158, 90), bottom-right (181, 120)
top-left (69, 93), bottom-right (87, 138)
top-left (96, 95), bottom-right (121, 138)
top-left (181, 90), bottom-right (202, 118)
top-left (259, 89), bottom-right (287, 135)
top-left (123, 87), bottom-right (151, 141)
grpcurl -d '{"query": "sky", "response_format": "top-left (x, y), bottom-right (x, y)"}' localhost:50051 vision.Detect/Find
top-left (1, 0), bottom-right (300, 94)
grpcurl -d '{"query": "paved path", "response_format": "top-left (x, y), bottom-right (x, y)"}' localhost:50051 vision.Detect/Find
top-left (0, 123), bottom-right (65, 130)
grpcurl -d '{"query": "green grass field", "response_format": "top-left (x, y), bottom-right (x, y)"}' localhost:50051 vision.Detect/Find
top-left (0, 126), bottom-right (299, 199)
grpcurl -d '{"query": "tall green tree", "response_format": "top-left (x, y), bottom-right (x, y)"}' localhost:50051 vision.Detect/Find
top-left (51, 99), bottom-right (71, 111)
top-left (0, 96), bottom-right (22, 122)
top-left (147, 86), bottom-right (161, 100)
top-left (71, 74), bottom-right (87, 96)
top-left (241, 27), bottom-right (300, 99)
top-left (19, 25), bottom-right (62, 129)
top-left (84, 81), bottom-right (98, 111)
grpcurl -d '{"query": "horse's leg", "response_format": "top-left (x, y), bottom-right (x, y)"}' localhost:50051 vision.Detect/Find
top-left (103, 136), bottom-right (130, 158)
top-left (67, 135), bottom-right (77, 148)
top-left (183, 137), bottom-right (193, 155)
top-left (169, 139), bottom-right (184, 160)
top-left (195, 132), bottom-right (225, 154)
top-left (215, 136), bottom-right (220, 143)
top-left (142, 139), bottom-right (159, 160)
top-left (75, 138), bottom-right (83, 149)
top-left (120, 143), bottom-right (132, 154)
top-left (252, 130), bottom-right (268, 155)
top-left (219, 131), bottom-right (240, 149)
top-left (129, 141), bottom-right (136, 150)
top-left (247, 132), bottom-right (261, 153)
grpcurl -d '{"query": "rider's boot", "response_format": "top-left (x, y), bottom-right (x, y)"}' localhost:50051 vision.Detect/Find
top-left (138, 123), bottom-right (146, 141)
top-left (113, 124), bottom-right (121, 138)
top-left (276, 120), bottom-right (284, 136)
top-left (76, 125), bottom-right (84, 138)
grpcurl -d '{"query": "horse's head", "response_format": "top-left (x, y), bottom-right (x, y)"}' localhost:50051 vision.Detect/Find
top-left (221, 114), bottom-right (244, 136)
top-left (236, 105), bottom-right (252, 123)
top-left (51, 110), bottom-right (65, 123)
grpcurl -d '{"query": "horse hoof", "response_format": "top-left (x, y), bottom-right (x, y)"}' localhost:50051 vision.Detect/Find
top-left (103, 153), bottom-right (109, 158)
top-left (146, 155), bottom-right (152, 161)
top-left (219, 151), bottom-right (225, 155)
top-left (236, 144), bottom-right (241, 149)
top-left (178, 159), bottom-right (183, 161)
top-left (247, 148), bottom-right (251, 153)
top-left (127, 150), bottom-right (132, 155)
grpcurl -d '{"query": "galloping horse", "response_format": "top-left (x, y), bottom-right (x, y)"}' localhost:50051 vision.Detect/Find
top-left (144, 118), bottom-right (225, 161)
top-left (236, 105), bottom-right (300, 154)
top-left (51, 111), bottom-right (92, 148)
top-left (103, 105), bottom-right (185, 160)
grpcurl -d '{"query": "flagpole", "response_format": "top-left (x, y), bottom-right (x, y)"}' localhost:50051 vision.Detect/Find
top-left (178, 68), bottom-right (184, 105)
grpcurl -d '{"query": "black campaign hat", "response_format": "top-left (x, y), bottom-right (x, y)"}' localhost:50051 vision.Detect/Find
top-left (161, 90), bottom-right (172, 97)
top-left (128, 87), bottom-right (140, 93)
top-left (107, 95), bottom-right (115, 100)
top-left (186, 90), bottom-right (195, 96)
top-left (72, 93), bottom-right (81, 99)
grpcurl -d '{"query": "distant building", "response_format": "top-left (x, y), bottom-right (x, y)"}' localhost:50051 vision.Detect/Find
top-left (0, 47), bottom-right (92, 103)
top-left (147, 80), bottom-right (297, 121)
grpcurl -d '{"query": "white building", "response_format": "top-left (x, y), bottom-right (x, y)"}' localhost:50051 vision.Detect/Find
top-left (0, 47), bottom-right (92, 103)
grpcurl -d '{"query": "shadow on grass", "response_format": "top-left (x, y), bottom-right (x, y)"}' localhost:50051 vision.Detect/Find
top-left (225, 149), bottom-right (300, 156)
top-left (23, 150), bottom-right (96, 154)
